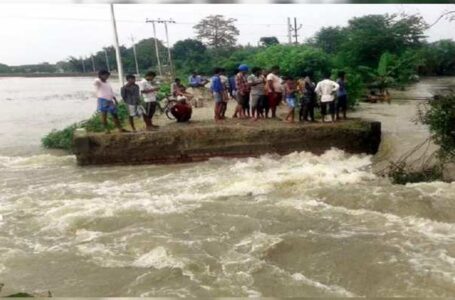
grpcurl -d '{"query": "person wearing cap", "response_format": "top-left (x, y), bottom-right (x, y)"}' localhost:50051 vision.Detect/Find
top-left (233, 64), bottom-right (250, 119)
top-left (94, 69), bottom-right (127, 133)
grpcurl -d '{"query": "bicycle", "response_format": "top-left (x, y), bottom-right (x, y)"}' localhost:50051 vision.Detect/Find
top-left (155, 95), bottom-right (178, 120)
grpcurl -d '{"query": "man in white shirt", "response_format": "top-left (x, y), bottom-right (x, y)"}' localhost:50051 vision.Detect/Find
top-left (138, 71), bottom-right (160, 130)
top-left (315, 73), bottom-right (340, 123)
top-left (266, 65), bottom-right (283, 119)
top-left (94, 69), bottom-right (127, 133)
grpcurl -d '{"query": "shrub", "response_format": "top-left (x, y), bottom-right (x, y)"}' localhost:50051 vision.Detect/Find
top-left (420, 94), bottom-right (455, 160)
top-left (41, 102), bottom-right (129, 151)
top-left (41, 124), bottom-right (78, 150)
top-left (387, 162), bottom-right (442, 185)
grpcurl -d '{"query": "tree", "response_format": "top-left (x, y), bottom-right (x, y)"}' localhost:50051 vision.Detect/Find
top-left (417, 40), bottom-right (455, 76)
top-left (172, 39), bottom-right (208, 73)
top-left (340, 14), bottom-right (427, 67)
top-left (313, 26), bottom-right (347, 54)
top-left (0, 63), bottom-right (11, 73)
top-left (172, 39), bottom-right (207, 62)
top-left (359, 51), bottom-right (419, 96)
top-left (193, 15), bottom-right (239, 49)
top-left (259, 36), bottom-right (279, 47)
top-left (252, 45), bottom-right (332, 79)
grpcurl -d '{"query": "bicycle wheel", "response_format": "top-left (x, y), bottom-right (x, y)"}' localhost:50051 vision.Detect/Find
top-left (165, 100), bottom-right (178, 120)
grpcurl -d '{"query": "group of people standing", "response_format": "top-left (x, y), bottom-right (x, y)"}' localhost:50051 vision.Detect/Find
top-left (210, 65), bottom-right (348, 123)
top-left (94, 69), bottom-right (162, 133)
top-left (93, 65), bottom-right (349, 134)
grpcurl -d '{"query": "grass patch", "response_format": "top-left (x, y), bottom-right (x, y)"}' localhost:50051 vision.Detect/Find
top-left (41, 102), bottom-right (128, 151)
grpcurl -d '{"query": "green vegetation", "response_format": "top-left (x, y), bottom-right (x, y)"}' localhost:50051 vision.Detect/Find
top-left (384, 93), bottom-right (455, 184)
top-left (42, 102), bottom-right (129, 150)
top-left (388, 163), bottom-right (442, 185)
top-left (420, 94), bottom-right (455, 159)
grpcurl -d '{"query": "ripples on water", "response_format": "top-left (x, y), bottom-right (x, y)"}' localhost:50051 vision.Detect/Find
top-left (0, 150), bottom-right (454, 297)
top-left (0, 77), bottom-right (454, 297)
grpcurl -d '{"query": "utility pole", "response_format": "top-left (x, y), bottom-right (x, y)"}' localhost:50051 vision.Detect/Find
top-left (81, 57), bottom-right (86, 73)
top-left (104, 48), bottom-right (110, 72)
top-left (289, 17), bottom-right (302, 45)
top-left (110, 4), bottom-right (124, 85)
top-left (91, 54), bottom-right (96, 72)
top-left (146, 18), bottom-right (163, 76)
top-left (287, 17), bottom-right (292, 44)
top-left (158, 18), bottom-right (176, 78)
top-left (130, 35), bottom-right (140, 76)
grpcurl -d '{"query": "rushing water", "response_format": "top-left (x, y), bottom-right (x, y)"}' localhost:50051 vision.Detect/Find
top-left (0, 77), bottom-right (454, 297)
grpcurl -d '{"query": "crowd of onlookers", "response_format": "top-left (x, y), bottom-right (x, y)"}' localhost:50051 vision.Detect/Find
top-left (208, 65), bottom-right (347, 123)
top-left (93, 64), bottom-right (348, 133)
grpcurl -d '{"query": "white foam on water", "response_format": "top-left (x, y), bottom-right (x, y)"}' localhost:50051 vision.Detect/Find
top-left (234, 231), bottom-right (283, 256)
top-left (131, 246), bottom-right (186, 270)
top-left (291, 272), bottom-right (356, 297)
top-left (1, 147), bottom-right (455, 296)
top-left (0, 154), bottom-right (75, 169)
top-left (76, 242), bottom-right (130, 268)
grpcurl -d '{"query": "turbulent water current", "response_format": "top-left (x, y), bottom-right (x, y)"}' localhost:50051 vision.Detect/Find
top-left (0, 76), bottom-right (454, 297)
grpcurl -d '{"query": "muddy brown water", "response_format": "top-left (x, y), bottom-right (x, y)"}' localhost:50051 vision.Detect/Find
top-left (0, 76), bottom-right (454, 297)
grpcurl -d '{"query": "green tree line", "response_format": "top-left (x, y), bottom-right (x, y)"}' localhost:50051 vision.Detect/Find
top-left (1, 13), bottom-right (455, 102)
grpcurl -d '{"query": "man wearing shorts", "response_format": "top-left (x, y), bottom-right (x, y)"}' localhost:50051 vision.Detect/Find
top-left (247, 67), bottom-right (265, 121)
top-left (121, 74), bottom-right (147, 131)
top-left (266, 65), bottom-right (283, 119)
top-left (94, 69), bottom-right (126, 133)
top-left (138, 71), bottom-right (160, 130)
top-left (234, 64), bottom-right (250, 119)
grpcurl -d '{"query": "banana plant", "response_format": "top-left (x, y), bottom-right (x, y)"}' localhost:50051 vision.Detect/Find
top-left (359, 51), bottom-right (418, 97)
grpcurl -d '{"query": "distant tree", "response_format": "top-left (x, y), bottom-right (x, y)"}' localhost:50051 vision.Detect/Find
top-left (172, 39), bottom-right (207, 60)
top-left (417, 40), bottom-right (455, 75)
top-left (172, 39), bottom-right (208, 74)
top-left (193, 15), bottom-right (239, 49)
top-left (340, 14), bottom-right (427, 67)
top-left (313, 26), bottom-right (347, 54)
top-left (0, 63), bottom-right (11, 73)
top-left (259, 36), bottom-right (280, 47)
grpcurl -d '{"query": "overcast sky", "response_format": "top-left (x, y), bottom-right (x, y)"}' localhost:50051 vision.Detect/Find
top-left (0, 4), bottom-right (453, 65)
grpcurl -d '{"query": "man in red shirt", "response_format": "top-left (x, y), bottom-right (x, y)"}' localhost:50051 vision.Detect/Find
top-left (170, 96), bottom-right (192, 122)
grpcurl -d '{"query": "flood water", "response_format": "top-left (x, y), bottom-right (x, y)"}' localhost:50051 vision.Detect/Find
top-left (0, 76), bottom-right (454, 297)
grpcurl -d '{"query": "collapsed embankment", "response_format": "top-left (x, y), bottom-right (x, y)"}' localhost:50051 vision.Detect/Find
top-left (73, 119), bottom-right (381, 166)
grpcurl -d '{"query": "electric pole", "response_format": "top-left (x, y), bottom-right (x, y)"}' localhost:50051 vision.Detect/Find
top-left (158, 19), bottom-right (175, 78)
top-left (104, 48), bottom-right (110, 72)
top-left (146, 18), bottom-right (163, 76)
top-left (91, 54), bottom-right (96, 72)
top-left (289, 17), bottom-right (302, 44)
top-left (287, 17), bottom-right (292, 44)
top-left (131, 35), bottom-right (140, 76)
top-left (110, 4), bottom-right (124, 85)
top-left (81, 57), bottom-right (86, 73)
